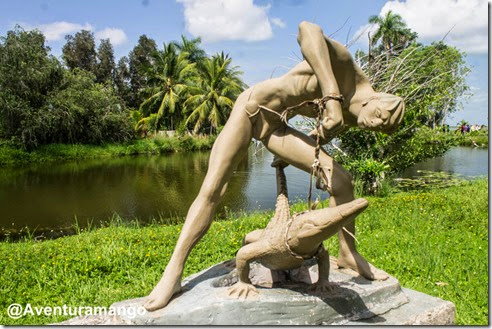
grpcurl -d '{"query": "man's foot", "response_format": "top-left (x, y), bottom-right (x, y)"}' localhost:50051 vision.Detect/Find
top-left (337, 250), bottom-right (389, 281)
top-left (144, 273), bottom-right (182, 311)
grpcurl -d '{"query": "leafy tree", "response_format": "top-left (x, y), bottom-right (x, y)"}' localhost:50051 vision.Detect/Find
top-left (0, 27), bottom-right (64, 147)
top-left (139, 42), bottom-right (197, 131)
top-left (0, 27), bottom-right (132, 149)
top-left (96, 38), bottom-right (115, 83)
top-left (62, 30), bottom-right (97, 73)
top-left (332, 41), bottom-right (469, 194)
top-left (114, 56), bottom-right (132, 106)
top-left (184, 52), bottom-right (245, 134)
top-left (48, 69), bottom-right (133, 145)
top-left (128, 35), bottom-right (157, 108)
top-left (368, 11), bottom-right (416, 61)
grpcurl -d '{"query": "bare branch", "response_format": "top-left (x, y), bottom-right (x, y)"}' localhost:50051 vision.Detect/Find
top-left (328, 16), bottom-right (351, 39)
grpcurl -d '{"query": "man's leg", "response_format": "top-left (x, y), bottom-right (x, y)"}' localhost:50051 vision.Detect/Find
top-left (144, 107), bottom-right (253, 311)
top-left (332, 192), bottom-right (389, 280)
top-left (264, 125), bottom-right (387, 280)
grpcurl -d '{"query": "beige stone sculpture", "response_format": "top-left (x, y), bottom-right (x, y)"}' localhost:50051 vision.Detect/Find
top-left (145, 21), bottom-right (405, 311)
top-left (228, 165), bottom-right (369, 299)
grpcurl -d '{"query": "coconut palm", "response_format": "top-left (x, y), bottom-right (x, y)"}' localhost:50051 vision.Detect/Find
top-left (172, 35), bottom-right (206, 65)
top-left (139, 42), bottom-right (197, 131)
top-left (184, 53), bottom-right (245, 134)
top-left (368, 10), bottom-right (413, 61)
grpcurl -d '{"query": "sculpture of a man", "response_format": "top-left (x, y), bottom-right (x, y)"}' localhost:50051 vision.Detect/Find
top-left (145, 21), bottom-right (405, 311)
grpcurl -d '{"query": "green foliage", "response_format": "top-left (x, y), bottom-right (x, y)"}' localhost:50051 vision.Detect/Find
top-left (0, 135), bottom-right (216, 167)
top-left (140, 42), bottom-right (197, 130)
top-left (0, 179), bottom-right (487, 325)
top-left (128, 35), bottom-right (158, 108)
top-left (0, 28), bottom-right (134, 149)
top-left (95, 39), bottom-right (115, 83)
top-left (343, 158), bottom-right (390, 195)
top-left (172, 35), bottom-right (207, 65)
top-left (0, 27), bottom-right (243, 149)
top-left (48, 69), bottom-right (134, 145)
top-left (62, 30), bottom-right (97, 73)
top-left (368, 10), bottom-right (417, 58)
top-left (453, 129), bottom-right (488, 147)
top-left (135, 113), bottom-right (159, 136)
top-left (385, 126), bottom-right (457, 170)
top-left (335, 38), bottom-right (469, 194)
top-left (129, 109), bottom-right (143, 125)
top-left (184, 53), bottom-right (245, 134)
top-left (0, 27), bottom-right (64, 148)
top-left (114, 56), bottom-right (132, 105)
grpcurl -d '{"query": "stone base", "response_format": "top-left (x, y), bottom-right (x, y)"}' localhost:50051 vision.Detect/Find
top-left (57, 259), bottom-right (455, 325)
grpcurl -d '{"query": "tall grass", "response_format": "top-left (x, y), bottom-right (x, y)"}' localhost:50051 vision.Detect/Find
top-left (0, 179), bottom-right (487, 325)
top-left (449, 130), bottom-right (488, 147)
top-left (0, 135), bottom-right (216, 167)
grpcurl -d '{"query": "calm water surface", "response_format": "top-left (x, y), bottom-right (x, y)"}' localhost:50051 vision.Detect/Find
top-left (401, 147), bottom-right (489, 178)
top-left (0, 146), bottom-right (487, 233)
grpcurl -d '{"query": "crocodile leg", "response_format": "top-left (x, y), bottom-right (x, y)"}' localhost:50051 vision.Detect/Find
top-left (228, 240), bottom-right (271, 299)
top-left (242, 229), bottom-right (264, 245)
top-left (308, 245), bottom-right (335, 294)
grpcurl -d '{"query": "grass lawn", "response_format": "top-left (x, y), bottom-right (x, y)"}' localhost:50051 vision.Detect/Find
top-left (0, 179), bottom-right (488, 325)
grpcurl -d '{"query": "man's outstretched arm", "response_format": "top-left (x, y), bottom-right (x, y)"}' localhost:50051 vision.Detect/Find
top-left (297, 21), bottom-right (344, 136)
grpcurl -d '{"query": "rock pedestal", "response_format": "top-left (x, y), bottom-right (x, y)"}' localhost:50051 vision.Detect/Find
top-left (58, 258), bottom-right (455, 325)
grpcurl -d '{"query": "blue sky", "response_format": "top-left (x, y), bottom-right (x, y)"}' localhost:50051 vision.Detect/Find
top-left (0, 0), bottom-right (488, 124)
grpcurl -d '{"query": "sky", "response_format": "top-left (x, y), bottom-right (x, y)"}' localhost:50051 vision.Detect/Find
top-left (0, 0), bottom-right (488, 124)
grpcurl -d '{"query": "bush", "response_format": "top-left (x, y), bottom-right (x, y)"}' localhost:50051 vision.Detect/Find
top-left (0, 28), bottom-right (134, 149)
top-left (331, 42), bottom-right (469, 194)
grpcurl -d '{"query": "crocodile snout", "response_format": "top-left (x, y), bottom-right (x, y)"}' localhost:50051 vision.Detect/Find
top-left (338, 198), bottom-right (368, 218)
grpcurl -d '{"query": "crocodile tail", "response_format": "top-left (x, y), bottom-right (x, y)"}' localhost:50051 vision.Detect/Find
top-left (274, 166), bottom-right (290, 222)
top-left (276, 166), bottom-right (288, 197)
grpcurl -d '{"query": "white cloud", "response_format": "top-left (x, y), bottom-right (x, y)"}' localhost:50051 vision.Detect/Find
top-left (21, 21), bottom-right (93, 41)
top-left (365, 0), bottom-right (488, 54)
top-left (351, 23), bottom-right (379, 48)
top-left (95, 28), bottom-right (128, 46)
top-left (176, 0), bottom-right (274, 42)
top-left (18, 21), bottom-right (128, 47)
top-left (467, 86), bottom-right (487, 104)
top-left (271, 17), bottom-right (286, 28)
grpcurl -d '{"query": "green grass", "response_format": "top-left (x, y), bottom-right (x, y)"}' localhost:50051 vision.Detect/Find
top-left (0, 179), bottom-right (488, 325)
top-left (0, 135), bottom-right (216, 167)
top-left (451, 131), bottom-right (488, 147)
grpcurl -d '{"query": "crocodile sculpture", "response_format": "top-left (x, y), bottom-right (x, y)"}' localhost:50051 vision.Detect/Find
top-left (228, 165), bottom-right (368, 299)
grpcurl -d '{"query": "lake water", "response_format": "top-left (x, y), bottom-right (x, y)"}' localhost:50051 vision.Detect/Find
top-left (0, 146), bottom-right (487, 235)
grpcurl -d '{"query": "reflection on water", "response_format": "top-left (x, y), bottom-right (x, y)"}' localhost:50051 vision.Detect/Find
top-left (401, 147), bottom-right (488, 179)
top-left (0, 146), bottom-right (317, 232)
top-left (0, 146), bottom-right (487, 232)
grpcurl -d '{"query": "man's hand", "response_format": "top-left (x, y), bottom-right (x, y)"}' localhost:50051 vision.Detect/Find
top-left (319, 100), bottom-right (345, 139)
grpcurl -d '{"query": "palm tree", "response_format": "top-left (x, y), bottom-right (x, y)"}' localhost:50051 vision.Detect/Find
top-left (368, 10), bottom-right (412, 62)
top-left (139, 42), bottom-right (197, 131)
top-left (184, 53), bottom-right (245, 134)
top-left (395, 28), bottom-right (418, 51)
top-left (172, 35), bottom-right (206, 65)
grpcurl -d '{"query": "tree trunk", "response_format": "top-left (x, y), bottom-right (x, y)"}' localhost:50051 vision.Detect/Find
top-left (368, 32), bottom-right (372, 64)
top-left (385, 42), bottom-right (391, 63)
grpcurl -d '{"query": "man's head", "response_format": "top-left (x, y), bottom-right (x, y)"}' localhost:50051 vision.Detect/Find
top-left (357, 93), bottom-right (405, 134)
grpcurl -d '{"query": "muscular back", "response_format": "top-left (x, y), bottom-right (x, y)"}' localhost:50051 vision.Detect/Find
top-left (283, 37), bottom-right (369, 108)
top-left (246, 37), bottom-right (369, 118)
